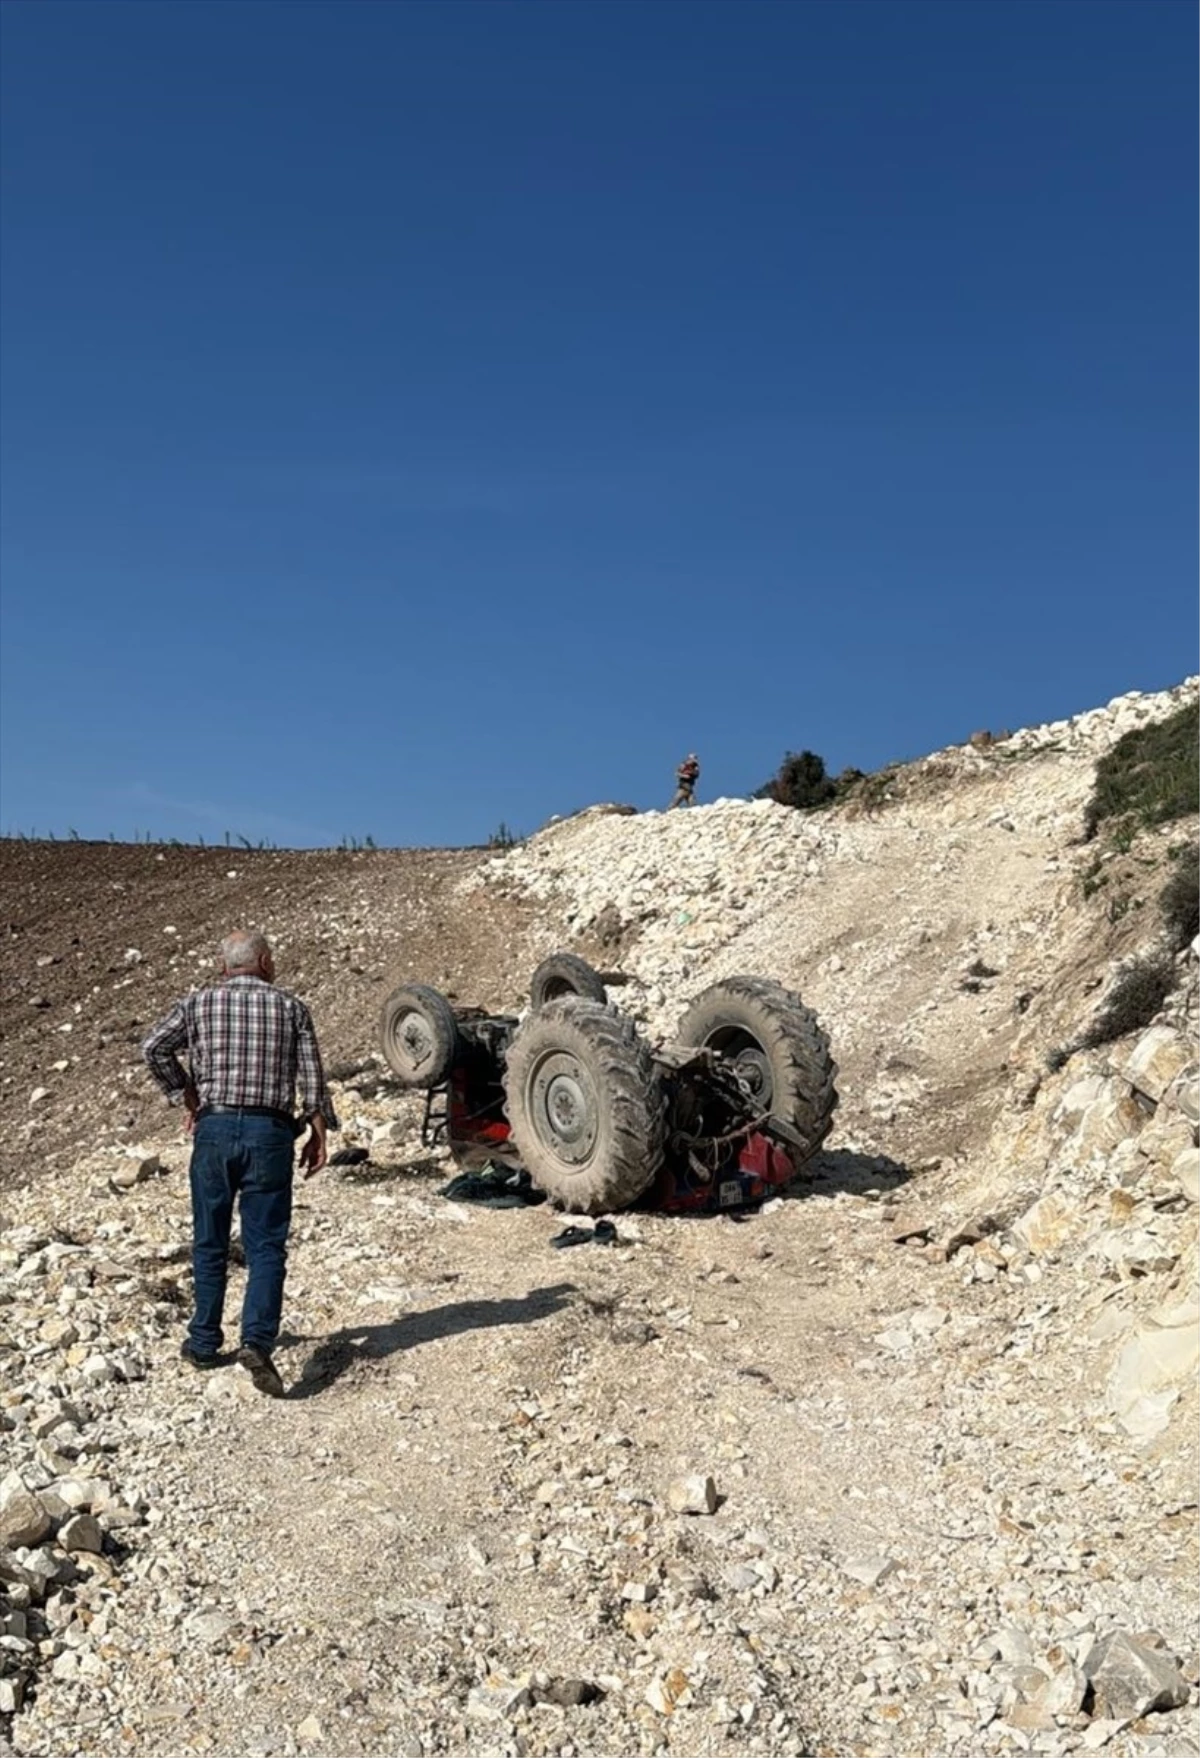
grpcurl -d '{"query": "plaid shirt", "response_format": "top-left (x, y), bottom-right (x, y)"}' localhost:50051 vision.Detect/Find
top-left (142, 976), bottom-right (339, 1127)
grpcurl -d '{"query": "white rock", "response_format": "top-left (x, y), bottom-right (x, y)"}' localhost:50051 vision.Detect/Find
top-left (1082, 1718), bottom-right (1130, 1749)
top-left (1072, 1091), bottom-right (1146, 1160)
top-left (1167, 1068), bottom-right (1199, 1126)
top-left (110, 1152), bottom-right (161, 1191)
top-left (1012, 1192), bottom-right (1079, 1256)
top-left (1108, 1301), bottom-right (1199, 1438)
top-left (1172, 1147), bottom-right (1199, 1204)
top-left (841, 1554), bottom-right (895, 1587)
top-left (0, 1474), bottom-right (51, 1549)
top-left (1054, 1075), bottom-right (1110, 1130)
top-left (466, 1674), bottom-right (533, 1720)
top-left (1030, 1661), bottom-right (1088, 1718)
top-left (993, 1627), bottom-right (1036, 1666)
top-left (667, 1474), bottom-right (718, 1515)
top-left (52, 1477), bottom-right (107, 1511)
top-left (58, 1512), bottom-right (103, 1554)
top-left (1099, 1228), bottom-right (1178, 1277)
top-left (1083, 1629), bottom-right (1190, 1719)
top-left (186, 1607), bottom-right (236, 1646)
top-left (1115, 1026), bottom-right (1192, 1105)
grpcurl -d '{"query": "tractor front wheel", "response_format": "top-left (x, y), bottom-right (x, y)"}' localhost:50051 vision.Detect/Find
top-left (378, 983), bottom-right (460, 1089)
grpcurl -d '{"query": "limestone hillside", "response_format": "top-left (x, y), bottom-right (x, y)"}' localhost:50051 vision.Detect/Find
top-left (0, 677), bottom-right (1197, 1758)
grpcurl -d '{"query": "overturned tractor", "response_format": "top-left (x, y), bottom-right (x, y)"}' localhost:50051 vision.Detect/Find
top-left (378, 955), bottom-right (837, 1215)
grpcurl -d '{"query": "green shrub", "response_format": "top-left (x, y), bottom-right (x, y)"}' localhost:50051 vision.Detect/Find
top-left (846, 763), bottom-right (905, 812)
top-left (1078, 949), bottom-right (1177, 1051)
top-left (1159, 855), bottom-right (1199, 951)
top-left (1080, 857), bottom-right (1108, 899)
top-left (1084, 700), bottom-right (1199, 840)
top-left (757, 750), bottom-right (838, 811)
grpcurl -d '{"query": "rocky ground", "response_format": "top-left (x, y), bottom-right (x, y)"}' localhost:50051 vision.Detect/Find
top-left (1, 679), bottom-right (1197, 1758)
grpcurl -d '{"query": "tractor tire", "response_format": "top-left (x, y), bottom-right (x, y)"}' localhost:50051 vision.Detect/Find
top-left (675, 977), bottom-right (838, 1166)
top-left (529, 952), bottom-right (608, 1009)
top-left (378, 983), bottom-right (460, 1089)
top-left (504, 999), bottom-right (664, 1213)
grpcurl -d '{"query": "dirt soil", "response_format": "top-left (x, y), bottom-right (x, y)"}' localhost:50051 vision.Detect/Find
top-left (0, 841), bottom-right (543, 1188)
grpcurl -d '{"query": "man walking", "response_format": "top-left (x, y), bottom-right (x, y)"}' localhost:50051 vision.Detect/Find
top-left (142, 930), bottom-right (338, 1397)
top-left (669, 752), bottom-right (701, 809)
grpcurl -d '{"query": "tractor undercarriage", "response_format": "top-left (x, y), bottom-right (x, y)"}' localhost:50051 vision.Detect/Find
top-left (381, 955), bottom-right (837, 1217)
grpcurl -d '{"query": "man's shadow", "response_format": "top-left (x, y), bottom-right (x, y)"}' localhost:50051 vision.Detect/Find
top-left (286, 1282), bottom-right (577, 1400)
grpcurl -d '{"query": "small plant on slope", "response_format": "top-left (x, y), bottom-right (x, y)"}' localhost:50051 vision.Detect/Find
top-left (1159, 853), bottom-right (1199, 952)
top-left (756, 750), bottom-right (838, 810)
top-left (1084, 699), bottom-right (1199, 841)
top-left (1078, 949), bottom-right (1177, 1052)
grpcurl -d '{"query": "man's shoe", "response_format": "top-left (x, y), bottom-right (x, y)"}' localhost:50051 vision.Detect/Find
top-left (180, 1341), bottom-right (221, 1370)
top-left (238, 1343), bottom-right (285, 1399)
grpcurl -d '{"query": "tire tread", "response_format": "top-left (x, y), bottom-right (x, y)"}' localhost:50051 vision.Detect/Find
top-left (505, 999), bottom-right (664, 1213)
top-left (675, 976), bottom-right (838, 1165)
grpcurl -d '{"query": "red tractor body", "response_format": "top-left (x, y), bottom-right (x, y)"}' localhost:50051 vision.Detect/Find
top-left (430, 1014), bottom-right (799, 1213)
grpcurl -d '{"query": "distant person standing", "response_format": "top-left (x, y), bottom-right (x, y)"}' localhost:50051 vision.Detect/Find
top-left (669, 752), bottom-right (701, 809)
top-left (142, 929), bottom-right (338, 1397)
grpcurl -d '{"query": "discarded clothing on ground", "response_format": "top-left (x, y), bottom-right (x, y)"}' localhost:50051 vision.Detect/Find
top-left (439, 1165), bottom-right (546, 1208)
top-left (550, 1220), bottom-right (618, 1249)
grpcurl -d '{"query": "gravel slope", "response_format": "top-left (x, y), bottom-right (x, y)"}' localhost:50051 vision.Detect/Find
top-left (1, 678), bottom-right (1196, 1758)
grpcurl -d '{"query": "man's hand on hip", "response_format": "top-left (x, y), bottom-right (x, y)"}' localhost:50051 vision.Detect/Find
top-left (300, 1115), bottom-right (328, 1178)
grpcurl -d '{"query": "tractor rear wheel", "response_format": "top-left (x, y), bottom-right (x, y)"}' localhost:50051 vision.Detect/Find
top-left (504, 999), bottom-right (663, 1212)
top-left (529, 952), bottom-right (607, 1009)
top-left (674, 977), bottom-right (837, 1167)
top-left (378, 983), bottom-right (460, 1089)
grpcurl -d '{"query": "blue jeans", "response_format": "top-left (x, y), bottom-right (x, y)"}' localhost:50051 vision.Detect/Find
top-left (188, 1112), bottom-right (294, 1355)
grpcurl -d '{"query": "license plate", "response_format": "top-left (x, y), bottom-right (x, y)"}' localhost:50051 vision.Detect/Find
top-left (719, 1180), bottom-right (742, 1207)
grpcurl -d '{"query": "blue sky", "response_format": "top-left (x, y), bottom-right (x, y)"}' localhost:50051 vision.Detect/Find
top-left (1, 0), bottom-right (1195, 848)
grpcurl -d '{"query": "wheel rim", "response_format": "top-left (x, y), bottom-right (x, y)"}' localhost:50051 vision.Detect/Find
top-left (526, 1049), bottom-right (599, 1166)
top-left (705, 1027), bottom-right (774, 1109)
top-left (390, 1008), bottom-right (434, 1075)
top-left (732, 1045), bottom-right (772, 1105)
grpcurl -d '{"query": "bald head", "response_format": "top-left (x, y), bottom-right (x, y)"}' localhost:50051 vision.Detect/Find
top-left (221, 930), bottom-right (274, 979)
